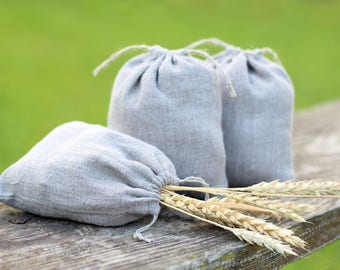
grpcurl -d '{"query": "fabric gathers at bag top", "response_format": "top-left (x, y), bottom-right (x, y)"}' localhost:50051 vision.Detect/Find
top-left (188, 38), bottom-right (295, 187)
top-left (93, 44), bottom-right (237, 188)
top-left (0, 121), bottom-right (207, 242)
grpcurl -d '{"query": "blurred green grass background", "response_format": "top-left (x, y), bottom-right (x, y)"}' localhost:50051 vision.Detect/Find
top-left (0, 0), bottom-right (339, 268)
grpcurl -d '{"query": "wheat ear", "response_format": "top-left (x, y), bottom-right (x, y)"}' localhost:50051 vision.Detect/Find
top-left (227, 227), bottom-right (297, 256)
top-left (207, 205), bottom-right (306, 248)
top-left (221, 193), bottom-right (314, 222)
top-left (236, 180), bottom-right (340, 195)
top-left (206, 197), bottom-right (275, 215)
top-left (161, 192), bottom-right (305, 249)
top-left (160, 193), bottom-right (297, 256)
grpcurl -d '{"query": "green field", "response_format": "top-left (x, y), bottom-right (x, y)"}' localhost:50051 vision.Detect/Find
top-left (0, 1), bottom-right (339, 269)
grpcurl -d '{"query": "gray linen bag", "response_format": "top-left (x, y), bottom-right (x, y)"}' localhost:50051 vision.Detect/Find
top-left (93, 45), bottom-right (236, 188)
top-left (0, 121), bottom-right (206, 241)
top-left (188, 39), bottom-right (295, 187)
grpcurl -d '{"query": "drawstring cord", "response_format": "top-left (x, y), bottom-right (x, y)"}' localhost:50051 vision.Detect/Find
top-left (187, 38), bottom-right (283, 66)
top-left (187, 38), bottom-right (282, 65)
top-left (93, 45), bottom-right (152, 76)
top-left (187, 49), bottom-right (237, 97)
top-left (261, 47), bottom-right (283, 66)
top-left (133, 214), bottom-right (158, 243)
top-left (186, 37), bottom-right (230, 50)
top-left (186, 38), bottom-right (237, 97)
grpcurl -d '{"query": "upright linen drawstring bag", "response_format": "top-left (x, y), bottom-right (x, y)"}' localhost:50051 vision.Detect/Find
top-left (93, 45), bottom-right (236, 188)
top-left (188, 38), bottom-right (295, 187)
top-left (0, 122), bottom-right (207, 241)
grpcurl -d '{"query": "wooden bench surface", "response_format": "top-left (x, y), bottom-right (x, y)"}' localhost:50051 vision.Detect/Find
top-left (1, 101), bottom-right (340, 270)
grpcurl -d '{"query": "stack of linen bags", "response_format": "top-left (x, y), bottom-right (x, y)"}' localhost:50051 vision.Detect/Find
top-left (0, 38), bottom-right (294, 240)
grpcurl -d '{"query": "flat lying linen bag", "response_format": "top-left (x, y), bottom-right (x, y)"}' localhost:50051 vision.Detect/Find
top-left (0, 122), bottom-right (206, 240)
top-left (188, 39), bottom-right (295, 187)
top-left (93, 45), bottom-right (236, 188)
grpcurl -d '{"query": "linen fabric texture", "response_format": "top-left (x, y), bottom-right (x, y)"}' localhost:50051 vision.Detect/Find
top-left (107, 45), bottom-right (228, 187)
top-left (214, 46), bottom-right (295, 187)
top-left (0, 122), bottom-right (199, 231)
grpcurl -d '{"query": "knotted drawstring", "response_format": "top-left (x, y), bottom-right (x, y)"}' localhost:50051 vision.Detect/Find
top-left (133, 214), bottom-right (158, 243)
top-left (261, 47), bottom-right (283, 66)
top-left (93, 45), bottom-right (152, 76)
top-left (187, 49), bottom-right (237, 97)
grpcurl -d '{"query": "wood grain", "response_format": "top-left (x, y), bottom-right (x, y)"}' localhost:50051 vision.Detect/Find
top-left (1, 101), bottom-right (340, 270)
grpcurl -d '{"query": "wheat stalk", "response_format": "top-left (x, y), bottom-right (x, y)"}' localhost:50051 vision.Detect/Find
top-left (235, 180), bottom-right (340, 195)
top-left (165, 180), bottom-right (340, 198)
top-left (160, 180), bottom-right (339, 255)
top-left (161, 191), bottom-right (305, 248)
top-left (160, 193), bottom-right (297, 256)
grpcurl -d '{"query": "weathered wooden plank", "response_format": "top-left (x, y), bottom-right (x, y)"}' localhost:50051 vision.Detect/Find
top-left (293, 100), bottom-right (340, 178)
top-left (1, 101), bottom-right (340, 270)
